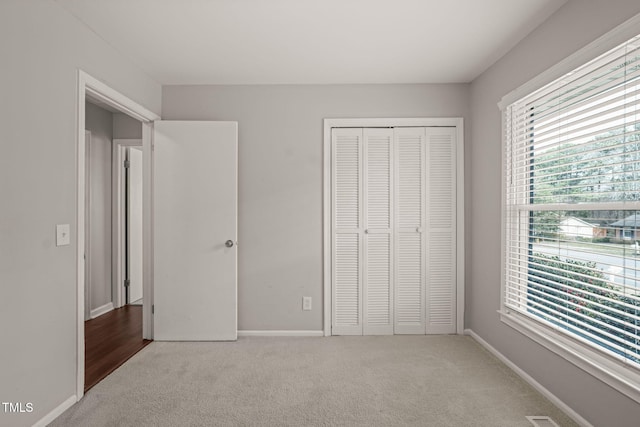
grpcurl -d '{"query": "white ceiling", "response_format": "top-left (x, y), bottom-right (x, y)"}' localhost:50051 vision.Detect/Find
top-left (55, 0), bottom-right (566, 85)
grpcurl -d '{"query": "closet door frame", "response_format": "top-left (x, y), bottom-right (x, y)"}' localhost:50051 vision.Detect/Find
top-left (323, 118), bottom-right (465, 336)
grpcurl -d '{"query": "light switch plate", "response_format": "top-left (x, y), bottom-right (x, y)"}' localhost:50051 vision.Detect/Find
top-left (56, 224), bottom-right (70, 246)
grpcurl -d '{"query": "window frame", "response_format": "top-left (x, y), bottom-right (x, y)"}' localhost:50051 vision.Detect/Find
top-left (499, 13), bottom-right (640, 404)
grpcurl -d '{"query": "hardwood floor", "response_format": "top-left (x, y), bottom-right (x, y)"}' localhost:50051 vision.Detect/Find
top-left (85, 304), bottom-right (152, 392)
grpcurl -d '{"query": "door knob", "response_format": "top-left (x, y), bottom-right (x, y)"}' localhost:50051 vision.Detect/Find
top-left (225, 240), bottom-right (234, 248)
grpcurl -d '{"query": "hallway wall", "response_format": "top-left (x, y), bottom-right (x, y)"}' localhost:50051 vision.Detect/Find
top-left (85, 102), bottom-right (114, 315)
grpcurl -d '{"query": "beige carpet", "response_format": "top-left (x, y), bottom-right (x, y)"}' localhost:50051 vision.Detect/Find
top-left (51, 336), bottom-right (578, 427)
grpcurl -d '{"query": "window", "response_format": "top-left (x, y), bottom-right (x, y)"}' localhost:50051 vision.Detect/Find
top-left (502, 31), bottom-right (640, 393)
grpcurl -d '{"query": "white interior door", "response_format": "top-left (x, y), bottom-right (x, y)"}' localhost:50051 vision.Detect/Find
top-left (127, 146), bottom-right (143, 304)
top-left (153, 120), bottom-right (238, 341)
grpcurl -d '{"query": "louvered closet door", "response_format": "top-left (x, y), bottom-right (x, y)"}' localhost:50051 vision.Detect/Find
top-left (332, 128), bottom-right (394, 335)
top-left (332, 128), bottom-right (363, 335)
top-left (363, 128), bottom-right (394, 335)
top-left (425, 128), bottom-right (456, 334)
top-left (331, 126), bottom-right (457, 336)
top-left (394, 128), bottom-right (427, 334)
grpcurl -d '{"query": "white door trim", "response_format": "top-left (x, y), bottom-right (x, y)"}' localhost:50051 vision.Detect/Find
top-left (112, 139), bottom-right (143, 309)
top-left (322, 118), bottom-right (465, 336)
top-left (76, 70), bottom-right (159, 401)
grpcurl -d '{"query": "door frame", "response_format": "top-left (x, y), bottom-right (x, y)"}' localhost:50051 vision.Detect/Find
top-left (322, 118), bottom-right (465, 336)
top-left (112, 139), bottom-right (143, 309)
top-left (76, 70), bottom-right (160, 401)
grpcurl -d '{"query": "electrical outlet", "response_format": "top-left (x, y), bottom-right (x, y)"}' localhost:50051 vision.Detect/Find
top-left (302, 296), bottom-right (312, 311)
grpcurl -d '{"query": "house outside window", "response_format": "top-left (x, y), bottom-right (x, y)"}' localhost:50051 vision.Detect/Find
top-left (501, 30), bottom-right (640, 400)
top-left (611, 213), bottom-right (640, 240)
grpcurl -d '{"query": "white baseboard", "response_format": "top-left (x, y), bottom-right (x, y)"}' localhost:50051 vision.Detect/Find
top-left (33, 395), bottom-right (76, 427)
top-left (90, 302), bottom-right (114, 319)
top-left (464, 329), bottom-right (592, 427)
top-left (238, 330), bottom-right (324, 337)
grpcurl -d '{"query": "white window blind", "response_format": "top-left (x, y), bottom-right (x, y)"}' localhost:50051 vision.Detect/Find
top-left (504, 33), bottom-right (640, 367)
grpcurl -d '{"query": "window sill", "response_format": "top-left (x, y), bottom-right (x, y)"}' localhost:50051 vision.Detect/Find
top-left (499, 309), bottom-right (640, 404)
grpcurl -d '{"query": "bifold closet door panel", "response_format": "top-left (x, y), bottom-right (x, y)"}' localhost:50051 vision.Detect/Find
top-left (332, 128), bottom-right (394, 335)
top-left (425, 128), bottom-right (457, 334)
top-left (332, 128), bottom-right (363, 335)
top-left (394, 127), bottom-right (427, 334)
top-left (363, 128), bottom-right (394, 335)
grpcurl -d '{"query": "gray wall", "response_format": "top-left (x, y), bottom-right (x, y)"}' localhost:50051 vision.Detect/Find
top-left (0, 1), bottom-right (161, 425)
top-left (162, 84), bottom-right (470, 331)
top-left (113, 113), bottom-right (142, 139)
top-left (85, 102), bottom-right (113, 313)
top-left (468, 1), bottom-right (640, 426)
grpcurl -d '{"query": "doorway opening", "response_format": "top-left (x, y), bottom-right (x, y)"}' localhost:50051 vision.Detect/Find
top-left (76, 70), bottom-right (159, 400)
top-left (113, 140), bottom-right (144, 308)
top-left (83, 99), bottom-right (150, 391)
